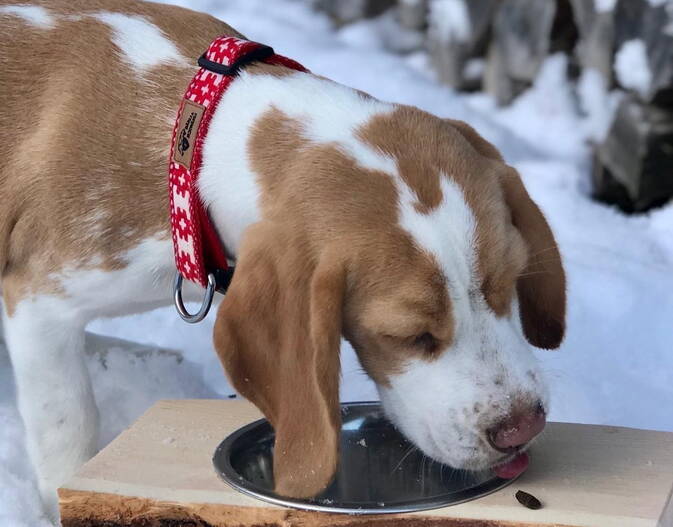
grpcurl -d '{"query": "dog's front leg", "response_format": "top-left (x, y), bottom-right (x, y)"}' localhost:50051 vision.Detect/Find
top-left (2, 292), bottom-right (98, 524)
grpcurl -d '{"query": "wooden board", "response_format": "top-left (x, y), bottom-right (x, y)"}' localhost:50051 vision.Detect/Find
top-left (59, 399), bottom-right (673, 527)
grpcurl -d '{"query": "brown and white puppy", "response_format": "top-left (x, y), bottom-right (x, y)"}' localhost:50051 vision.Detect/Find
top-left (0, 0), bottom-right (565, 521)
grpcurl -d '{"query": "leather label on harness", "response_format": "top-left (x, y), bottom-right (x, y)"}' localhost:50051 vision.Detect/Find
top-left (173, 100), bottom-right (205, 169)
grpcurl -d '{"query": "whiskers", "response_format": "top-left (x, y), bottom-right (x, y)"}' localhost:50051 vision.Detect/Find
top-left (530, 245), bottom-right (560, 258)
top-left (521, 244), bottom-right (562, 269)
top-left (517, 270), bottom-right (551, 278)
top-left (391, 444), bottom-right (418, 474)
top-left (419, 453), bottom-right (429, 491)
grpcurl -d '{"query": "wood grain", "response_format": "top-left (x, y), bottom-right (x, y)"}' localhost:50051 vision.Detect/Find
top-left (59, 489), bottom-right (575, 527)
top-left (59, 400), bottom-right (673, 527)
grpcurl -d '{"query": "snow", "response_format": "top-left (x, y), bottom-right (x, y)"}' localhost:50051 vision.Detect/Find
top-left (463, 58), bottom-right (485, 82)
top-left (428, 0), bottom-right (471, 44)
top-left (335, 10), bottom-right (424, 53)
top-left (614, 39), bottom-right (652, 97)
top-left (577, 68), bottom-right (622, 143)
top-left (595, 0), bottom-right (617, 12)
top-left (2, 1), bottom-right (673, 525)
top-left (468, 54), bottom-right (585, 160)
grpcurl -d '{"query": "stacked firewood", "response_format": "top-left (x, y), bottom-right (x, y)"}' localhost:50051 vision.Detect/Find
top-left (313, 0), bottom-right (673, 212)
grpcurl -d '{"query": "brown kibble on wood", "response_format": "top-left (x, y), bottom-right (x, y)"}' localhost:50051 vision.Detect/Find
top-left (516, 490), bottom-right (542, 510)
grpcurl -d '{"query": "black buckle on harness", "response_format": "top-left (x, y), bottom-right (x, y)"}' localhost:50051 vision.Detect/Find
top-left (197, 44), bottom-right (274, 76)
top-left (212, 267), bottom-right (235, 294)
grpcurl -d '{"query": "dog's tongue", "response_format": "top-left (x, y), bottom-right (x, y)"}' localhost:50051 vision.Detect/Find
top-left (494, 452), bottom-right (529, 479)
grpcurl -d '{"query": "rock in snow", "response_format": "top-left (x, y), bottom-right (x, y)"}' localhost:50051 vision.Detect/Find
top-left (614, 39), bottom-right (651, 97)
top-left (594, 96), bottom-right (673, 211)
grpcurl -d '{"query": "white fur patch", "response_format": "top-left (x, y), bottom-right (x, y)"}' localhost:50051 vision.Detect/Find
top-left (0, 4), bottom-right (55, 28)
top-left (379, 303), bottom-right (548, 470)
top-left (92, 12), bottom-right (188, 73)
top-left (53, 235), bottom-right (204, 318)
top-left (379, 172), bottom-right (547, 471)
top-left (397, 174), bottom-right (477, 304)
top-left (200, 72), bottom-right (396, 253)
top-left (2, 235), bottom-right (202, 520)
top-left (3, 295), bottom-right (98, 522)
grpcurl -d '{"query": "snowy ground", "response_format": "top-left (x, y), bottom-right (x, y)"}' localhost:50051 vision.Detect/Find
top-left (2, 1), bottom-right (673, 525)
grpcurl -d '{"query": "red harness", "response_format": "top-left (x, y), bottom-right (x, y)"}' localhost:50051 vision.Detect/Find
top-left (168, 37), bottom-right (306, 319)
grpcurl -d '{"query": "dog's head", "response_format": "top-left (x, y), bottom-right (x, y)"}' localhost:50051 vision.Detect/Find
top-left (213, 105), bottom-right (565, 497)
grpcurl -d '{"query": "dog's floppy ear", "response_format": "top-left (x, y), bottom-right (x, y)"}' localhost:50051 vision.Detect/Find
top-left (501, 169), bottom-right (566, 349)
top-left (213, 222), bottom-right (344, 498)
top-left (447, 119), bottom-right (566, 349)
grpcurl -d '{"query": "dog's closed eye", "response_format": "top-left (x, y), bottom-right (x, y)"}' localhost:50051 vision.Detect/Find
top-left (412, 332), bottom-right (439, 355)
top-left (379, 331), bottom-right (440, 355)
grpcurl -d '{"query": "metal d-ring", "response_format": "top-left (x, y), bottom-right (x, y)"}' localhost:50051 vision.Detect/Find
top-left (173, 271), bottom-right (216, 323)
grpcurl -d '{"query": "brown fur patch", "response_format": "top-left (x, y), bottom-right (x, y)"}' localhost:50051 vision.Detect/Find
top-left (211, 108), bottom-right (463, 496)
top-left (358, 107), bottom-right (530, 318)
top-left (247, 108), bottom-right (455, 381)
top-left (213, 222), bottom-right (344, 498)
top-left (444, 120), bottom-right (566, 349)
top-left (0, 0), bottom-right (296, 313)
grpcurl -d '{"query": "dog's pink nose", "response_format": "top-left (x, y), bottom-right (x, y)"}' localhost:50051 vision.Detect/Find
top-left (487, 402), bottom-right (546, 452)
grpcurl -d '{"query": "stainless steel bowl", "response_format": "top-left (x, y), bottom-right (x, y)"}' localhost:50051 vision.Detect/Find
top-left (213, 402), bottom-right (518, 514)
